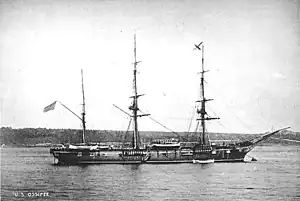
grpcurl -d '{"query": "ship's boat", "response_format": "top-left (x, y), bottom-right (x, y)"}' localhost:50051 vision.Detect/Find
top-left (149, 138), bottom-right (181, 150)
top-left (193, 159), bottom-right (214, 164)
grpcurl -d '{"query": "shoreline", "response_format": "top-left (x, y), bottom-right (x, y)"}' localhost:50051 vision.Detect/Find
top-left (0, 142), bottom-right (297, 148)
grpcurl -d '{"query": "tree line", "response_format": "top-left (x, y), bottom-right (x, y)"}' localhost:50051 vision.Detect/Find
top-left (0, 127), bottom-right (299, 147)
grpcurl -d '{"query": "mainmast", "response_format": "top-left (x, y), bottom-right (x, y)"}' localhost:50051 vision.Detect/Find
top-left (132, 34), bottom-right (139, 149)
top-left (129, 34), bottom-right (149, 149)
top-left (81, 69), bottom-right (86, 144)
top-left (195, 42), bottom-right (219, 145)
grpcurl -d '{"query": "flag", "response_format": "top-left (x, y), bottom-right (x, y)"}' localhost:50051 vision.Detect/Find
top-left (43, 101), bottom-right (57, 113)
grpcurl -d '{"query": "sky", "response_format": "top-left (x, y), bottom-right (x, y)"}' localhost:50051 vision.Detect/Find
top-left (0, 0), bottom-right (299, 134)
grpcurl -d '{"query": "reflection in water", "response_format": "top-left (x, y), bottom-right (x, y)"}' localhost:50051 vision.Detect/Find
top-left (78, 164), bottom-right (91, 170)
top-left (197, 163), bottom-right (214, 169)
top-left (128, 164), bottom-right (141, 171)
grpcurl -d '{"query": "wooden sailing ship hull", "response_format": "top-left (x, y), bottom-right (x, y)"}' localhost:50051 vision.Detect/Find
top-left (50, 127), bottom-right (289, 165)
top-left (50, 146), bottom-right (251, 164)
top-left (50, 147), bottom-right (212, 165)
top-left (50, 150), bottom-right (249, 165)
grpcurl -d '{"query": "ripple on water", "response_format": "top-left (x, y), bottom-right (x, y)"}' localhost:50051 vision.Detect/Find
top-left (1, 146), bottom-right (299, 201)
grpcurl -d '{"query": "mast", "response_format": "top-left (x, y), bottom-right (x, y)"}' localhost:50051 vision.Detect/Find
top-left (195, 42), bottom-right (219, 145)
top-left (129, 34), bottom-right (149, 149)
top-left (81, 69), bottom-right (86, 144)
top-left (0, 98), bottom-right (3, 127)
top-left (133, 34), bottom-right (139, 149)
top-left (200, 44), bottom-right (206, 144)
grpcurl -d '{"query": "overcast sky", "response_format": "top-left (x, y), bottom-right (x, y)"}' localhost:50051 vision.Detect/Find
top-left (0, 0), bottom-right (299, 134)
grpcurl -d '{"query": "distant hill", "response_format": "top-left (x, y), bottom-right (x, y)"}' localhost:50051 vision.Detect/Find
top-left (0, 127), bottom-right (299, 147)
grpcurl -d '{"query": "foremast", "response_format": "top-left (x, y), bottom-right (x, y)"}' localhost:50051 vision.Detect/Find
top-left (195, 42), bottom-right (219, 146)
top-left (129, 34), bottom-right (149, 150)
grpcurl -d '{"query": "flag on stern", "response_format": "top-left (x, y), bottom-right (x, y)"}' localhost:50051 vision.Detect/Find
top-left (43, 101), bottom-right (57, 113)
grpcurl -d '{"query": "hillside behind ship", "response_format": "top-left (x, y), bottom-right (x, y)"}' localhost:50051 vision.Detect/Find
top-left (1, 127), bottom-right (299, 147)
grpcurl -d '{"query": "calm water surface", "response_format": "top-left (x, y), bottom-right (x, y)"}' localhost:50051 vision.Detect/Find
top-left (1, 145), bottom-right (299, 201)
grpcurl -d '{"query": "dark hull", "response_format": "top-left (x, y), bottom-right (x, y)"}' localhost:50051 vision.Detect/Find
top-left (50, 145), bottom-right (250, 165)
top-left (212, 145), bottom-right (253, 162)
top-left (50, 127), bottom-right (290, 165)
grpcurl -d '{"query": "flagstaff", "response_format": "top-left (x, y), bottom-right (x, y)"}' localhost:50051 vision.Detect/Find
top-left (43, 70), bottom-right (87, 144)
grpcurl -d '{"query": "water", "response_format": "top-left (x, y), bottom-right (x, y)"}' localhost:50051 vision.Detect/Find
top-left (1, 145), bottom-right (299, 201)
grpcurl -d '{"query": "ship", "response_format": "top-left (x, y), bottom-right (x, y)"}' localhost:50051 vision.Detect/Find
top-left (48, 38), bottom-right (290, 165)
top-left (49, 36), bottom-right (217, 165)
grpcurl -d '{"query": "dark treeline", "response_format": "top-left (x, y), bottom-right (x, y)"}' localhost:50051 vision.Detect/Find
top-left (0, 127), bottom-right (299, 147)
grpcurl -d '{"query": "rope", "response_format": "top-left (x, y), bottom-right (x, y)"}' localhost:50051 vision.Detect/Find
top-left (194, 118), bottom-right (199, 133)
top-left (205, 82), bottom-right (254, 133)
top-left (138, 109), bottom-right (187, 140)
top-left (187, 106), bottom-right (195, 132)
top-left (122, 118), bottom-right (132, 144)
top-left (234, 113), bottom-right (254, 133)
top-left (206, 104), bottom-right (246, 142)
